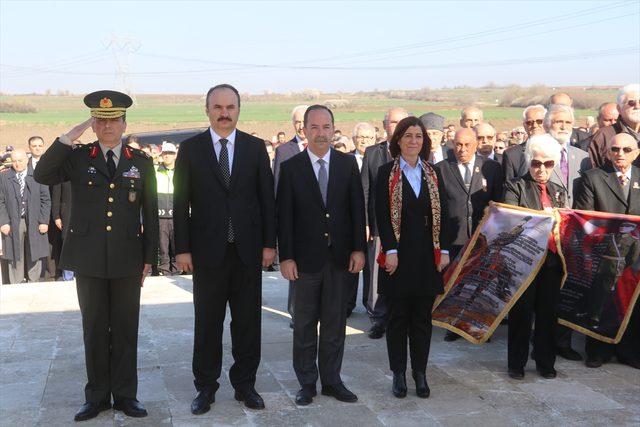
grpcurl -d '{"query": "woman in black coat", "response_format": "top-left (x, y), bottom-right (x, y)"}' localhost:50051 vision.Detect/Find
top-left (375, 116), bottom-right (450, 399)
top-left (503, 133), bottom-right (568, 380)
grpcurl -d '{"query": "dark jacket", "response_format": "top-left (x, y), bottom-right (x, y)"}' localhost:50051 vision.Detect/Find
top-left (588, 120), bottom-right (640, 169)
top-left (361, 141), bottom-right (392, 236)
top-left (574, 164), bottom-right (640, 215)
top-left (375, 161), bottom-right (451, 298)
top-left (51, 181), bottom-right (71, 239)
top-left (277, 149), bottom-right (366, 273)
top-left (502, 141), bottom-right (528, 182)
top-left (504, 173), bottom-right (568, 211)
top-left (34, 140), bottom-right (159, 279)
top-left (0, 168), bottom-right (51, 262)
top-left (173, 128), bottom-right (276, 269)
top-left (434, 155), bottom-right (503, 255)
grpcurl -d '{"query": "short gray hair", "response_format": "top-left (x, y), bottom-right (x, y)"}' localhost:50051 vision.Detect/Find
top-left (544, 104), bottom-right (574, 129)
top-left (524, 133), bottom-right (562, 168)
top-left (352, 122), bottom-right (375, 136)
top-left (617, 83), bottom-right (640, 106)
top-left (291, 105), bottom-right (309, 121)
top-left (522, 104), bottom-right (547, 120)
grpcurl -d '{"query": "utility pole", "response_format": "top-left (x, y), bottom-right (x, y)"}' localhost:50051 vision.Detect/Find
top-left (104, 34), bottom-right (140, 104)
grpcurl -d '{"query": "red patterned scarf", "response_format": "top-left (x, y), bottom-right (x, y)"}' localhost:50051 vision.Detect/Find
top-left (377, 157), bottom-right (442, 267)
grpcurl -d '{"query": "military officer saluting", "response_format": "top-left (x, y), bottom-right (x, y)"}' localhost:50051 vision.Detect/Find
top-left (34, 90), bottom-right (159, 421)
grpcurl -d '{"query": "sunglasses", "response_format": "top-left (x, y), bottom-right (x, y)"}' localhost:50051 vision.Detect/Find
top-left (610, 146), bottom-right (636, 153)
top-left (531, 160), bottom-right (555, 169)
top-left (627, 100), bottom-right (638, 108)
top-left (525, 119), bottom-right (544, 126)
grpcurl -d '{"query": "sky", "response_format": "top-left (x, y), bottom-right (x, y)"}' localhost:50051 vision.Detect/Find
top-left (1, 0), bottom-right (639, 95)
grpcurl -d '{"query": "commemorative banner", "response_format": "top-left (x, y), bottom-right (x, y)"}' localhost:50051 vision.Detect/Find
top-left (556, 209), bottom-right (640, 343)
top-left (432, 202), bottom-right (555, 344)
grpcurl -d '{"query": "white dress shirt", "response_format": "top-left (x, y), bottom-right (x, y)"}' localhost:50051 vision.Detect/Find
top-left (210, 128), bottom-right (236, 173)
top-left (355, 152), bottom-right (364, 171)
top-left (307, 148), bottom-right (331, 180)
top-left (457, 154), bottom-right (477, 180)
top-left (295, 135), bottom-right (306, 152)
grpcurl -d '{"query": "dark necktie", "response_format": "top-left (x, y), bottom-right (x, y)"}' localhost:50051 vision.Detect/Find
top-left (219, 139), bottom-right (234, 242)
top-left (463, 163), bottom-right (472, 188)
top-left (106, 150), bottom-right (116, 179)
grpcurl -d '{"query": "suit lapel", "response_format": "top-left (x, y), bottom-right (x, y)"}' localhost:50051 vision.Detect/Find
top-left (550, 166), bottom-right (568, 192)
top-left (8, 171), bottom-right (21, 204)
top-left (448, 157), bottom-right (467, 193)
top-left (326, 150), bottom-right (339, 209)
top-left (603, 168), bottom-right (629, 208)
top-left (301, 152), bottom-right (326, 208)
top-left (469, 157), bottom-right (483, 193)
top-left (229, 133), bottom-right (245, 190)
top-left (524, 178), bottom-right (541, 210)
top-left (202, 130), bottom-right (227, 190)
top-left (627, 166), bottom-right (640, 212)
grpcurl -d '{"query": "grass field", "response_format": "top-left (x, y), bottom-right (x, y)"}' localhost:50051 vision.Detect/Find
top-left (0, 88), bottom-right (614, 148)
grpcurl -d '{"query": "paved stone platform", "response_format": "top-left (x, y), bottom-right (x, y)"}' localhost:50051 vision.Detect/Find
top-left (1, 274), bottom-right (638, 426)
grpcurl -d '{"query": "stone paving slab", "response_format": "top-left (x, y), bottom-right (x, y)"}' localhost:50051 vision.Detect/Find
top-left (1, 275), bottom-right (638, 426)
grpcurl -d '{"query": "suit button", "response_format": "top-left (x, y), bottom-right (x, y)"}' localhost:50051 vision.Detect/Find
top-left (88, 181), bottom-right (93, 186)
top-left (107, 211), bottom-right (113, 217)
top-left (324, 233), bottom-right (329, 238)
top-left (325, 213), bottom-right (330, 218)
top-left (106, 225), bottom-right (112, 231)
top-left (109, 183), bottom-right (115, 189)
top-left (108, 197), bottom-right (114, 203)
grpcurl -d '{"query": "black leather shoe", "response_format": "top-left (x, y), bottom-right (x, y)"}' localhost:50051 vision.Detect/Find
top-left (618, 357), bottom-right (640, 370)
top-left (444, 331), bottom-right (460, 342)
top-left (536, 367), bottom-right (557, 379)
top-left (392, 372), bottom-right (407, 398)
top-left (557, 347), bottom-right (583, 361)
top-left (113, 398), bottom-right (147, 418)
top-left (191, 389), bottom-right (215, 415)
top-left (234, 387), bottom-right (265, 410)
top-left (74, 400), bottom-right (111, 422)
top-left (368, 323), bottom-right (385, 339)
top-left (412, 371), bottom-right (430, 398)
top-left (585, 356), bottom-right (603, 368)
top-left (321, 383), bottom-right (358, 402)
top-left (295, 385), bottom-right (317, 406)
top-left (508, 367), bottom-right (524, 380)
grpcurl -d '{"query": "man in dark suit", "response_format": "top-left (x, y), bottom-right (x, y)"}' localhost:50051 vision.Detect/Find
top-left (278, 105), bottom-right (366, 406)
top-left (361, 107), bottom-right (409, 339)
top-left (475, 123), bottom-right (502, 163)
top-left (0, 149), bottom-right (51, 283)
top-left (548, 92), bottom-right (591, 149)
top-left (173, 84), bottom-right (276, 414)
top-left (502, 105), bottom-right (547, 181)
top-left (434, 128), bottom-right (503, 341)
top-left (574, 133), bottom-right (640, 370)
top-left (421, 113), bottom-right (451, 164)
top-left (50, 181), bottom-right (72, 280)
top-left (34, 90), bottom-right (159, 420)
top-left (273, 104), bottom-right (309, 323)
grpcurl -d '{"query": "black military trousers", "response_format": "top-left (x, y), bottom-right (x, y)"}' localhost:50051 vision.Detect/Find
top-left (292, 258), bottom-right (350, 387)
top-left (585, 303), bottom-right (640, 362)
top-left (192, 243), bottom-right (262, 393)
top-left (386, 295), bottom-right (436, 373)
top-left (508, 256), bottom-right (561, 370)
top-left (75, 274), bottom-right (142, 402)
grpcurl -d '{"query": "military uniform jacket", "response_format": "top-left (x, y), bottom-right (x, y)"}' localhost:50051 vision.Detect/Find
top-left (34, 139), bottom-right (159, 279)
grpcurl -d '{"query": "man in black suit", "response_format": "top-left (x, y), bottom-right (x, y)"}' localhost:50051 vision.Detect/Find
top-left (50, 181), bottom-right (73, 280)
top-left (174, 84), bottom-right (277, 414)
top-left (278, 105), bottom-right (366, 406)
top-left (502, 104), bottom-right (547, 181)
top-left (273, 104), bottom-right (309, 324)
top-left (0, 149), bottom-right (51, 283)
top-left (574, 133), bottom-right (640, 370)
top-left (434, 128), bottom-right (503, 341)
top-left (475, 123), bottom-right (502, 163)
top-left (361, 107), bottom-right (409, 339)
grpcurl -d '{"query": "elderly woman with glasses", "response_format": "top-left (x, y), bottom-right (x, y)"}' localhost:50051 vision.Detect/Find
top-left (503, 133), bottom-right (568, 380)
top-left (375, 116), bottom-right (451, 399)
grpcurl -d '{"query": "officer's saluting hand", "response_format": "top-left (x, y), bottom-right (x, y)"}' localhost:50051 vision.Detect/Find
top-left (34, 90), bottom-right (159, 422)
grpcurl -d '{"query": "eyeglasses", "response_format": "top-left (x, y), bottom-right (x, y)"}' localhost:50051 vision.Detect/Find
top-left (355, 135), bottom-right (375, 141)
top-left (525, 119), bottom-right (544, 127)
top-left (610, 146), bottom-right (636, 154)
top-left (530, 160), bottom-right (555, 169)
top-left (627, 100), bottom-right (639, 108)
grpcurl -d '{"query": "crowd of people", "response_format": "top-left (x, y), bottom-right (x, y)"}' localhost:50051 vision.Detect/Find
top-left (3, 82), bottom-right (638, 421)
